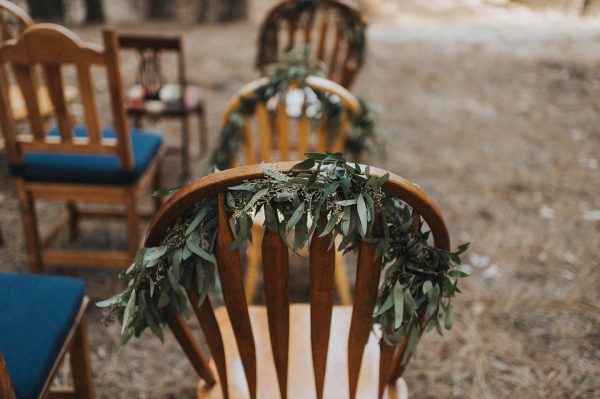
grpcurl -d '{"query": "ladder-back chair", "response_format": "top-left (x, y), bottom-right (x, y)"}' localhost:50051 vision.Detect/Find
top-left (145, 162), bottom-right (450, 399)
top-left (221, 75), bottom-right (361, 305)
top-left (0, 24), bottom-right (164, 273)
top-left (0, 273), bottom-right (94, 398)
top-left (257, 0), bottom-right (366, 89)
top-left (118, 33), bottom-right (208, 178)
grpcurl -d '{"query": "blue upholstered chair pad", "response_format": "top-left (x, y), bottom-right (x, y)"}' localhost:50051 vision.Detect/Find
top-left (0, 273), bottom-right (85, 399)
top-left (9, 125), bottom-right (162, 184)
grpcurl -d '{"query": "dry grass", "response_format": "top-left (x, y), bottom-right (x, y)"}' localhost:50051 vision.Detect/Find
top-left (1, 1), bottom-right (599, 398)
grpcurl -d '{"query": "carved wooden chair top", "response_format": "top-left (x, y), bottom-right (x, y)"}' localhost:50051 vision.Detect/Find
top-left (144, 162), bottom-right (450, 399)
top-left (0, 24), bottom-right (136, 170)
top-left (257, 0), bottom-right (367, 89)
top-left (221, 75), bottom-right (361, 167)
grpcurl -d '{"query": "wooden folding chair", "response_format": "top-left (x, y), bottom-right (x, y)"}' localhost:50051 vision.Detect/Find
top-left (118, 33), bottom-right (208, 178)
top-left (143, 162), bottom-right (450, 398)
top-left (220, 75), bottom-right (362, 305)
top-left (0, 24), bottom-right (164, 273)
top-left (257, 0), bottom-right (367, 89)
top-left (0, 272), bottom-right (94, 398)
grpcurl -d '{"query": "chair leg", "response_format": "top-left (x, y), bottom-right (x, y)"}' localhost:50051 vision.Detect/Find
top-left (244, 223), bottom-right (263, 304)
top-left (15, 180), bottom-right (44, 273)
top-left (0, 352), bottom-right (16, 399)
top-left (125, 190), bottom-right (141, 258)
top-left (181, 115), bottom-right (191, 180)
top-left (198, 107), bottom-right (207, 158)
top-left (67, 202), bottom-right (80, 241)
top-left (335, 251), bottom-right (352, 305)
top-left (69, 317), bottom-right (95, 399)
top-left (0, 221), bottom-right (4, 246)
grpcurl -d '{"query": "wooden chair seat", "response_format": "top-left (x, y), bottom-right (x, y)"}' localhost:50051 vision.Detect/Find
top-left (9, 84), bottom-right (77, 121)
top-left (125, 84), bottom-right (205, 117)
top-left (198, 304), bottom-right (408, 399)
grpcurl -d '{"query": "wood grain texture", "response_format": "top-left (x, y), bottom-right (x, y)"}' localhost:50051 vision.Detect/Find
top-left (44, 64), bottom-right (72, 142)
top-left (165, 311), bottom-right (216, 386)
top-left (309, 214), bottom-right (336, 399)
top-left (348, 236), bottom-right (383, 399)
top-left (197, 305), bottom-right (409, 399)
top-left (140, 163), bottom-right (450, 398)
top-left (76, 63), bottom-right (101, 144)
top-left (215, 193), bottom-right (257, 399)
top-left (187, 293), bottom-right (229, 399)
top-left (0, 352), bottom-right (16, 399)
top-left (262, 229), bottom-right (290, 399)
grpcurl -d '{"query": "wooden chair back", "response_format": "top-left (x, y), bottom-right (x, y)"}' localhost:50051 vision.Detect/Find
top-left (257, 0), bottom-right (366, 88)
top-left (0, 24), bottom-right (133, 170)
top-left (0, 0), bottom-right (32, 43)
top-left (117, 33), bottom-right (185, 98)
top-left (145, 162), bottom-right (450, 399)
top-left (221, 75), bottom-right (360, 167)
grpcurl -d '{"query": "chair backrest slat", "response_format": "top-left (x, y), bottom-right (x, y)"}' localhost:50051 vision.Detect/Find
top-left (276, 103), bottom-right (290, 161)
top-left (143, 162), bottom-right (451, 398)
top-left (44, 64), bottom-right (72, 142)
top-left (331, 112), bottom-right (348, 153)
top-left (296, 113), bottom-right (310, 156)
top-left (257, 0), bottom-right (366, 89)
top-left (12, 64), bottom-right (44, 139)
top-left (187, 293), bottom-right (230, 399)
top-left (0, 25), bottom-right (134, 171)
top-left (255, 103), bottom-right (272, 162)
top-left (347, 235), bottom-right (383, 399)
top-left (378, 335), bottom-right (395, 398)
top-left (76, 63), bottom-right (101, 144)
top-left (262, 229), bottom-right (290, 399)
top-left (220, 76), bottom-right (360, 169)
top-left (309, 213), bottom-right (336, 399)
top-left (215, 193), bottom-right (257, 399)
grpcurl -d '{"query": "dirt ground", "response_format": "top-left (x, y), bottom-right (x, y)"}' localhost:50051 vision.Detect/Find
top-left (1, 1), bottom-right (599, 398)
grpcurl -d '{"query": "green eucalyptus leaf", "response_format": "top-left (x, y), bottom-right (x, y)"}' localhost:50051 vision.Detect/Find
top-left (393, 282), bottom-right (404, 329)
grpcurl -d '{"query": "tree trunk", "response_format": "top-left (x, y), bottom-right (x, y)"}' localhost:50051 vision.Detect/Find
top-left (85, 0), bottom-right (105, 23)
top-left (26, 0), bottom-right (65, 20)
top-left (148, 0), bottom-right (175, 19)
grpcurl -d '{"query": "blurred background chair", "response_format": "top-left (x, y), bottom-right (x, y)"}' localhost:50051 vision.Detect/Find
top-left (118, 33), bottom-right (207, 179)
top-left (0, 272), bottom-right (94, 399)
top-left (144, 162), bottom-right (450, 398)
top-left (0, 24), bottom-right (163, 273)
top-left (256, 0), bottom-right (367, 89)
top-left (220, 75), bottom-right (362, 305)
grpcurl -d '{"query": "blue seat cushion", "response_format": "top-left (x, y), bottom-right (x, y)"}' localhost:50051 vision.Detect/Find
top-left (0, 273), bottom-right (85, 399)
top-left (10, 125), bottom-right (162, 184)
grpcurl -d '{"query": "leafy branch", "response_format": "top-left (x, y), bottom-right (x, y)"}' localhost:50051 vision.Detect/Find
top-left (100, 153), bottom-right (468, 360)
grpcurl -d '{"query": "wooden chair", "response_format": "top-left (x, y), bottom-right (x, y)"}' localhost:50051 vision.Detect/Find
top-left (144, 162), bottom-right (450, 398)
top-left (257, 0), bottom-right (367, 89)
top-left (118, 33), bottom-right (208, 178)
top-left (221, 75), bottom-right (361, 305)
top-left (0, 24), bottom-right (164, 273)
top-left (0, 0), bottom-right (77, 122)
top-left (0, 272), bottom-right (94, 398)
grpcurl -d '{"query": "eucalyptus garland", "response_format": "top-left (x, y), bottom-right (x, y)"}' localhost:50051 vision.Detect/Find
top-left (257, 0), bottom-right (367, 72)
top-left (99, 153), bottom-right (469, 365)
top-left (211, 50), bottom-right (378, 170)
